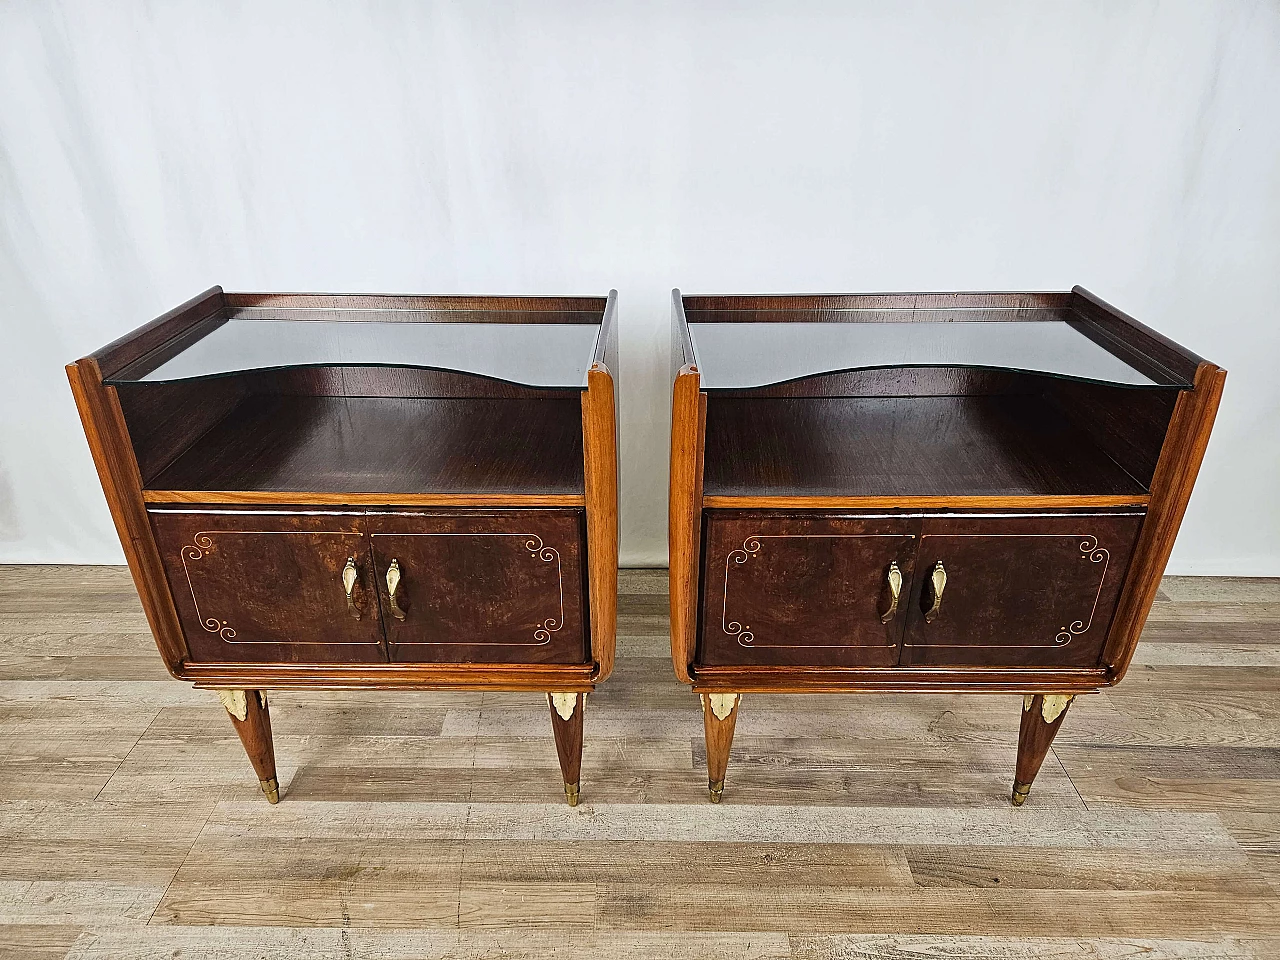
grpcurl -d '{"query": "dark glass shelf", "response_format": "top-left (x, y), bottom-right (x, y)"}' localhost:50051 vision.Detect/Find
top-left (146, 396), bottom-right (585, 496)
top-left (688, 319), bottom-right (1189, 390)
top-left (703, 395), bottom-right (1148, 499)
top-left (106, 319), bottom-right (602, 388)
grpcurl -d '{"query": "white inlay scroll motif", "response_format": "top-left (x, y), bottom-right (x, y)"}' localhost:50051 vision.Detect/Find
top-left (1054, 536), bottom-right (1110, 646)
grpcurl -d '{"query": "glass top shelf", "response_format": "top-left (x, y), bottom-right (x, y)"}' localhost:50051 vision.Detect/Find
top-left (688, 320), bottom-right (1185, 389)
top-left (108, 319), bottom-right (602, 387)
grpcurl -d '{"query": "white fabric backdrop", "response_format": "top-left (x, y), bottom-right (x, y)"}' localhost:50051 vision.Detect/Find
top-left (2, 1), bottom-right (1278, 572)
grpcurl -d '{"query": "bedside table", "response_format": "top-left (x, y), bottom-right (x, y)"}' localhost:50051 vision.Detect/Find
top-left (668, 288), bottom-right (1223, 804)
top-left (68, 288), bottom-right (618, 805)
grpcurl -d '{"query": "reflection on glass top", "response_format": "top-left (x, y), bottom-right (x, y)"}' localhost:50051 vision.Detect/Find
top-left (689, 321), bottom-right (1178, 389)
top-left (111, 320), bottom-right (602, 387)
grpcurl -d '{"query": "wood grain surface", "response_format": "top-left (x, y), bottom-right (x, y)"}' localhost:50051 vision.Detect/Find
top-left (0, 566), bottom-right (1277, 958)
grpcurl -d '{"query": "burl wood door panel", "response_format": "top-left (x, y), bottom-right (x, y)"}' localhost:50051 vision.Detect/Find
top-left (149, 509), bottom-right (386, 663)
top-left (367, 510), bottom-right (587, 665)
top-left (900, 511), bottom-right (1144, 668)
top-left (699, 512), bottom-right (918, 667)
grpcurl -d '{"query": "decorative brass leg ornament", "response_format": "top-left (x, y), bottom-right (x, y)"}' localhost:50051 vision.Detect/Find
top-left (1012, 693), bottom-right (1075, 807)
top-left (701, 693), bottom-right (741, 803)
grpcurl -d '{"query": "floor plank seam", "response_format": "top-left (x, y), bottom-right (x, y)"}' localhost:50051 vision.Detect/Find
top-left (143, 786), bottom-right (221, 928)
top-left (90, 706), bottom-right (162, 803)
top-left (1056, 747), bottom-right (1090, 812)
top-left (455, 690), bottom-right (483, 930)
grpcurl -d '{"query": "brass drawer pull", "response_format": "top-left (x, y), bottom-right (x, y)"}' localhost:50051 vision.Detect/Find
top-left (923, 560), bottom-right (946, 623)
top-left (386, 559), bottom-right (407, 621)
top-left (342, 557), bottom-right (361, 620)
top-left (880, 561), bottom-right (903, 623)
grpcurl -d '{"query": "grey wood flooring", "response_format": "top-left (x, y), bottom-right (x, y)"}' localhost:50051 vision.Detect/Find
top-left (0, 566), bottom-right (1277, 958)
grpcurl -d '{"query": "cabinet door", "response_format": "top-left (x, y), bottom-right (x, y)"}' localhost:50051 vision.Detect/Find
top-left (900, 512), bottom-right (1143, 668)
top-left (699, 512), bottom-right (918, 667)
top-left (150, 509), bottom-right (386, 663)
top-left (367, 510), bottom-right (587, 665)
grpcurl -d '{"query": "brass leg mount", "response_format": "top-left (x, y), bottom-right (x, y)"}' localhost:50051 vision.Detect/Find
top-left (1010, 781), bottom-right (1032, 807)
top-left (709, 779), bottom-right (725, 804)
top-left (564, 781), bottom-right (581, 807)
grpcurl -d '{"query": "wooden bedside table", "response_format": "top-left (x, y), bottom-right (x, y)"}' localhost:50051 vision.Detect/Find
top-left (668, 288), bottom-right (1224, 805)
top-left (68, 288), bottom-right (618, 806)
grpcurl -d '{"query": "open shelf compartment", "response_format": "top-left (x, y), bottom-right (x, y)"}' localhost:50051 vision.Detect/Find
top-left (144, 394), bottom-right (585, 498)
top-left (702, 393), bottom-right (1150, 502)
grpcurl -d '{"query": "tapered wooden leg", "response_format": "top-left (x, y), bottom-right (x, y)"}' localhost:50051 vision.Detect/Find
top-left (548, 692), bottom-right (585, 806)
top-left (1013, 694), bottom-right (1074, 806)
top-left (217, 689), bottom-right (279, 804)
top-left (701, 693), bottom-right (741, 803)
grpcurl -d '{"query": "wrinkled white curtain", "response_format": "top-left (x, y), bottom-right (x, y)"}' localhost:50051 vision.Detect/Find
top-left (2, 1), bottom-right (1278, 571)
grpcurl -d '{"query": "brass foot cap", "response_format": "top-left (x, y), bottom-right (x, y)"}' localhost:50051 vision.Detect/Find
top-left (709, 779), bottom-right (724, 804)
top-left (1011, 782), bottom-right (1031, 807)
top-left (564, 782), bottom-right (581, 807)
top-left (260, 778), bottom-right (280, 805)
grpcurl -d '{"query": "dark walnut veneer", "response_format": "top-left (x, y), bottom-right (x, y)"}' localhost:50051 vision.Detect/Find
top-left (68, 288), bottom-right (618, 806)
top-left (669, 287), bottom-right (1225, 806)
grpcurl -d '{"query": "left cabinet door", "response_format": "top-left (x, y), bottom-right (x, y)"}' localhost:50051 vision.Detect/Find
top-left (150, 508), bottom-right (387, 663)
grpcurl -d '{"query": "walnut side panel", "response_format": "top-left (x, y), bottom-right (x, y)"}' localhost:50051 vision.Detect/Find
top-left (1103, 361), bottom-right (1226, 680)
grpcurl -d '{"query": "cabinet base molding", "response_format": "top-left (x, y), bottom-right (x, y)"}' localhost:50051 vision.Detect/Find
top-left (186, 663), bottom-right (597, 691)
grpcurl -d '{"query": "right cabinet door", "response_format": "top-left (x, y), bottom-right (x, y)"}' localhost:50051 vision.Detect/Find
top-left (900, 511), bottom-right (1144, 668)
top-left (366, 509), bottom-right (588, 665)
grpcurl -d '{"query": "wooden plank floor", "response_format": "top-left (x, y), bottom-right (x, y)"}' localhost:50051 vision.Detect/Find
top-left (0, 566), bottom-right (1277, 958)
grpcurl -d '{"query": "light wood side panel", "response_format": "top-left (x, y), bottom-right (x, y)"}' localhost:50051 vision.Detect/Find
top-left (583, 363), bottom-right (619, 681)
top-left (66, 358), bottom-right (188, 673)
top-left (669, 365), bottom-right (706, 683)
top-left (1103, 362), bottom-right (1227, 681)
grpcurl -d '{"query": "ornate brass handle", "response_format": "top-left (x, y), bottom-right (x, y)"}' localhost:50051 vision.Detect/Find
top-left (880, 561), bottom-right (903, 623)
top-left (342, 557), bottom-right (361, 620)
top-left (923, 560), bottom-right (946, 623)
top-left (386, 558), bottom-right (407, 621)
